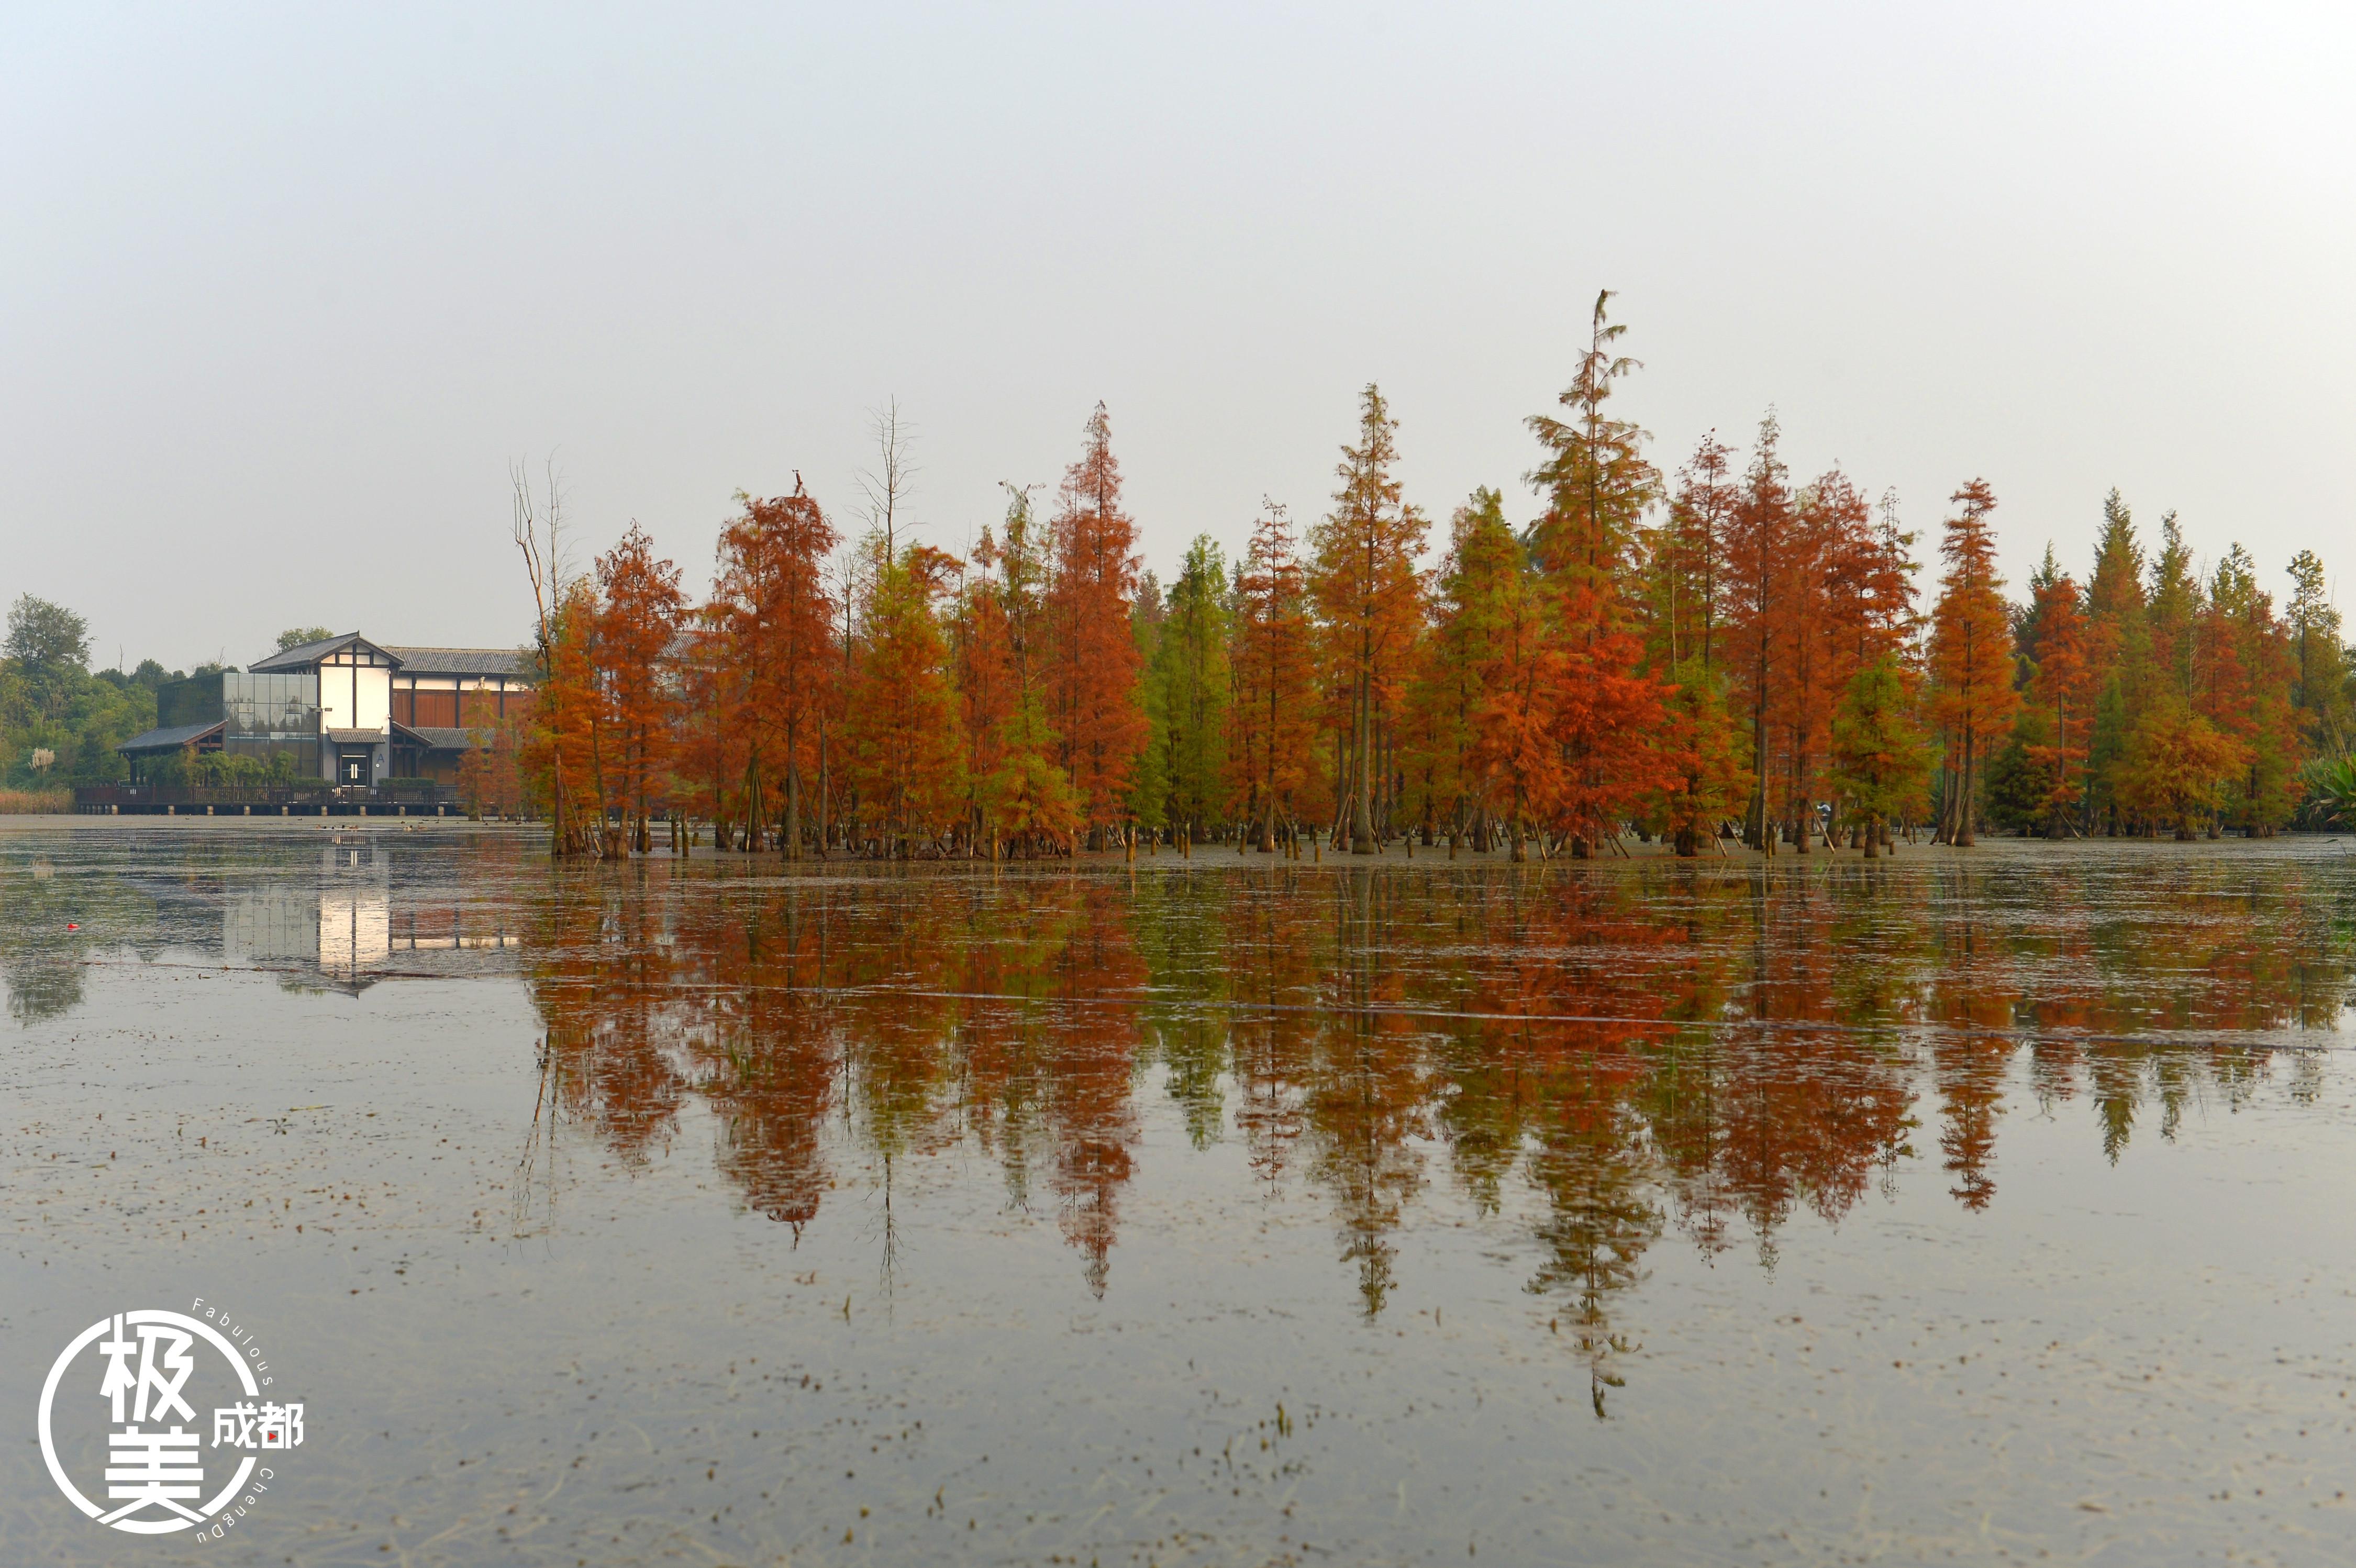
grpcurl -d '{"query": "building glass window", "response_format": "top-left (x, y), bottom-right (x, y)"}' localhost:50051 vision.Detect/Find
top-left (221, 674), bottom-right (320, 741)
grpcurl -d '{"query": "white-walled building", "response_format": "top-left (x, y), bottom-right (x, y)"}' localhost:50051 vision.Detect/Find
top-left (117, 633), bottom-right (534, 789)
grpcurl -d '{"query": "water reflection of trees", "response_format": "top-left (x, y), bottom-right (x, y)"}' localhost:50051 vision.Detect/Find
top-left (1, 830), bottom-right (534, 1022)
top-left (520, 855), bottom-right (2353, 1374)
top-left (0, 858), bottom-right (104, 1021)
top-left (526, 868), bottom-right (1153, 1292)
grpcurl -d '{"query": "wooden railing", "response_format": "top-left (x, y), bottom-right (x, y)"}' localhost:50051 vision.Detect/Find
top-left (74, 782), bottom-right (473, 814)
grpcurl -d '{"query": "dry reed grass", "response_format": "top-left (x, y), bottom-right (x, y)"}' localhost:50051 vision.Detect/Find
top-left (0, 787), bottom-right (72, 814)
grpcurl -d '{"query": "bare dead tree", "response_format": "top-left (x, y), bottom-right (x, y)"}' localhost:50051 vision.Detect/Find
top-left (512, 457), bottom-right (574, 853)
top-left (827, 540), bottom-right (874, 855)
top-left (511, 458), bottom-right (570, 645)
top-left (854, 396), bottom-right (920, 559)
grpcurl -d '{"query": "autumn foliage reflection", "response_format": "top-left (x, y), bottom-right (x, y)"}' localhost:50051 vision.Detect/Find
top-left (521, 855), bottom-right (2349, 1394)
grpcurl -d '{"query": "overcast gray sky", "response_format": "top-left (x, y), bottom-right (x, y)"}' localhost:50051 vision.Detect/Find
top-left (5, 2), bottom-right (2350, 671)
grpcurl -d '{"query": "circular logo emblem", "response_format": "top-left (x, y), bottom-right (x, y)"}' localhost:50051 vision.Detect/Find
top-left (38, 1305), bottom-right (303, 1536)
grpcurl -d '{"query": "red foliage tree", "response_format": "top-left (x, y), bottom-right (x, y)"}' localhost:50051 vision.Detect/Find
top-left (1926, 480), bottom-right (2020, 845)
top-left (1464, 542), bottom-right (1564, 856)
top-left (523, 577), bottom-right (603, 855)
top-left (1654, 432), bottom-right (1738, 672)
top-left (1525, 291), bottom-right (1672, 854)
top-left (1044, 404), bottom-right (1148, 837)
top-left (593, 523), bottom-right (688, 853)
top-left (1308, 384), bottom-right (1429, 852)
top-left (1226, 502), bottom-right (1322, 847)
top-left (2024, 571), bottom-right (2094, 834)
top-left (712, 481), bottom-right (840, 854)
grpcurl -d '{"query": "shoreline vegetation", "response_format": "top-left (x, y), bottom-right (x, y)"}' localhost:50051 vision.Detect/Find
top-left (514, 297), bottom-right (2354, 862)
top-left (3, 813), bottom-right (2350, 863)
top-left (9, 303), bottom-right (2353, 849)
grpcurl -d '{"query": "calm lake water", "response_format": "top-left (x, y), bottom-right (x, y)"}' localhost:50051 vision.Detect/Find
top-left (5, 821), bottom-right (2355, 1566)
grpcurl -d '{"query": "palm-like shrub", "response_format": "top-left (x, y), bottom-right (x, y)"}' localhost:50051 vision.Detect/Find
top-left (2301, 753), bottom-right (2356, 828)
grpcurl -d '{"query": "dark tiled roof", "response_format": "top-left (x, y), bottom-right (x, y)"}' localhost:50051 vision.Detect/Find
top-left (250, 633), bottom-right (400, 673)
top-left (324, 728), bottom-right (384, 744)
top-left (117, 720), bottom-right (226, 754)
top-left (401, 727), bottom-right (479, 751)
top-left (382, 646), bottom-right (534, 678)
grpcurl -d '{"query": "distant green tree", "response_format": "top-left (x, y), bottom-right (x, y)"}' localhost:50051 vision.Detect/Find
top-left (5, 595), bottom-right (90, 673)
top-left (6, 595), bottom-right (91, 720)
top-left (2144, 512), bottom-right (2197, 702)
top-left (2285, 550), bottom-right (2349, 753)
top-left (1983, 708), bottom-right (2055, 832)
top-left (2084, 491), bottom-right (2149, 828)
top-left (0, 596), bottom-right (151, 789)
top-left (1124, 573), bottom-right (1169, 835)
top-left (2085, 674), bottom-right (2130, 832)
top-left (275, 626), bottom-right (338, 653)
top-left (128, 659), bottom-right (179, 693)
top-left (1149, 536), bottom-right (1231, 836)
top-left (1828, 653), bottom-right (1932, 854)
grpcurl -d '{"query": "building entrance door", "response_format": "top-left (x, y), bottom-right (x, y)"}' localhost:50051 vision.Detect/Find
top-left (340, 749), bottom-right (373, 787)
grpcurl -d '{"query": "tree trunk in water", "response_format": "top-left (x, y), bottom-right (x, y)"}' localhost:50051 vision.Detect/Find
top-left (1955, 727), bottom-right (1976, 847)
top-left (1746, 690), bottom-right (1769, 848)
top-left (785, 764), bottom-right (802, 862)
top-left (1347, 682), bottom-right (1374, 853)
top-left (813, 735), bottom-right (829, 860)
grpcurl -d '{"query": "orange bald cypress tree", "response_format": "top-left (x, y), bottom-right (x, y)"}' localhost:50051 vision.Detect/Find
top-left (1541, 573), bottom-right (1669, 854)
top-left (1779, 471), bottom-right (1880, 847)
top-left (2118, 691), bottom-right (2244, 839)
top-left (712, 481), bottom-right (839, 855)
top-left (1044, 404), bottom-right (1148, 839)
top-left (672, 616), bottom-right (745, 846)
top-left (593, 524), bottom-right (687, 853)
top-left (2023, 569), bottom-right (2094, 835)
top-left (1463, 535), bottom-right (1564, 858)
top-left (844, 543), bottom-right (965, 853)
top-left (524, 577), bottom-right (603, 856)
top-left (1308, 384), bottom-right (1429, 852)
top-left (1926, 480), bottom-right (2019, 845)
top-left (1227, 502), bottom-right (1321, 847)
top-left (1525, 290), bottom-right (1671, 854)
top-left (1653, 432), bottom-right (1738, 673)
